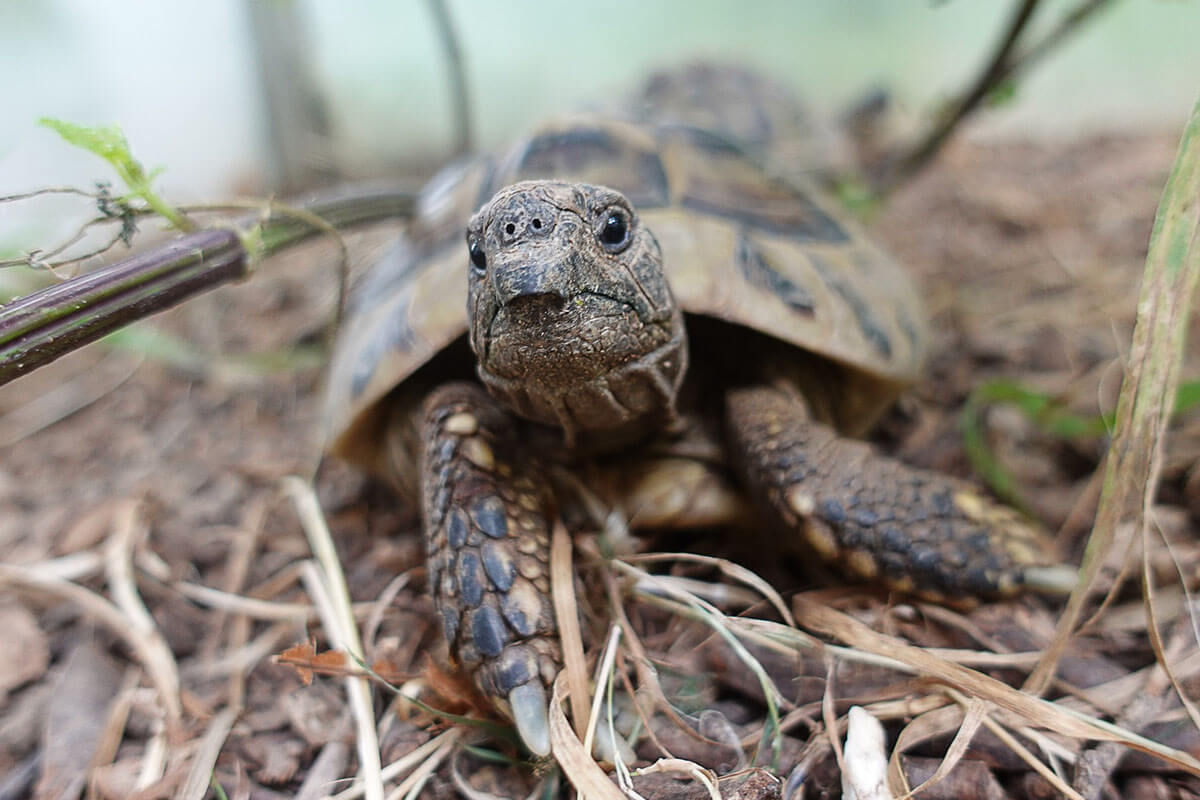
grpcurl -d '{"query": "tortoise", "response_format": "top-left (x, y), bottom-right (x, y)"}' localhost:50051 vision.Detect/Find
top-left (323, 65), bottom-right (1067, 757)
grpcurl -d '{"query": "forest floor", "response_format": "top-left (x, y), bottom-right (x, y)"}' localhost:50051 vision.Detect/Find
top-left (1, 130), bottom-right (1197, 800)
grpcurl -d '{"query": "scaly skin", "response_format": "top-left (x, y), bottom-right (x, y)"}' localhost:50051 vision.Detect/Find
top-left (724, 385), bottom-right (1056, 599)
top-left (420, 381), bottom-right (560, 755)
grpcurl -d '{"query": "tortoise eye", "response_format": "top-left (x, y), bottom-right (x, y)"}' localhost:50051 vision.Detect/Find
top-left (597, 208), bottom-right (631, 252)
top-left (468, 239), bottom-right (487, 273)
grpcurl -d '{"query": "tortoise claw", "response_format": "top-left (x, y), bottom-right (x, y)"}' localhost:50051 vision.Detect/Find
top-left (509, 681), bottom-right (551, 757)
top-left (1019, 564), bottom-right (1078, 595)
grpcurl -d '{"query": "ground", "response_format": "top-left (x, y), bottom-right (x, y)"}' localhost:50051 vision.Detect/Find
top-left (0, 131), bottom-right (1197, 800)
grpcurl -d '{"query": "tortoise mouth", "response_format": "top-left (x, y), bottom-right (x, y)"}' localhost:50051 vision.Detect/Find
top-left (481, 291), bottom-right (662, 384)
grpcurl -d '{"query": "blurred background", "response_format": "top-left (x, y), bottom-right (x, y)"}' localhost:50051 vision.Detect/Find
top-left (2, 0), bottom-right (1199, 251)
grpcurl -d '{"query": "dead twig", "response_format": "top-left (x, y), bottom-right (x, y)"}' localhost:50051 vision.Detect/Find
top-left (425, 0), bottom-right (473, 157)
top-left (879, 0), bottom-right (1116, 193)
top-left (285, 477), bottom-right (385, 800)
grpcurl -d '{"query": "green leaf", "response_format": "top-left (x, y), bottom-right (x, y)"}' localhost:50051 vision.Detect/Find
top-left (960, 375), bottom-right (1199, 508)
top-left (37, 119), bottom-right (143, 184)
top-left (37, 117), bottom-right (192, 232)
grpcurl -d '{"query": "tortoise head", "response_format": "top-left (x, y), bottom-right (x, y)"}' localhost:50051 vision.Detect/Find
top-left (466, 181), bottom-right (687, 445)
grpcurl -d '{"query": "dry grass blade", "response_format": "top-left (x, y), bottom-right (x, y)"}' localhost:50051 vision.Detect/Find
top-left (601, 571), bottom-right (693, 759)
top-left (632, 573), bottom-right (763, 610)
top-left (794, 597), bottom-right (1200, 776)
top-left (1029, 93), bottom-right (1200, 694)
top-left (284, 477), bottom-right (384, 800)
top-left (583, 625), bottom-right (623, 759)
top-left (363, 571), bottom-right (414, 653)
top-left (382, 729), bottom-right (459, 800)
top-left (549, 672), bottom-right (627, 800)
top-left (627, 552), bottom-right (795, 626)
top-left (886, 703), bottom-right (966, 794)
top-left (327, 730), bottom-right (461, 800)
top-left (822, 651), bottom-right (844, 776)
top-left (19, 551), bottom-right (103, 582)
top-left (615, 561), bottom-right (786, 709)
top-left (1143, 519), bottom-right (1200, 732)
top-left (618, 560), bottom-right (786, 764)
top-left (973, 708), bottom-right (1083, 800)
top-left (634, 759), bottom-right (721, 800)
top-left (175, 581), bottom-right (317, 621)
top-left (551, 519), bottom-right (590, 740)
top-left (296, 742), bottom-right (351, 800)
top-left (186, 621), bottom-right (297, 680)
top-left (176, 706), bottom-right (239, 800)
top-left (104, 500), bottom-right (157, 635)
top-left (891, 698), bottom-right (984, 799)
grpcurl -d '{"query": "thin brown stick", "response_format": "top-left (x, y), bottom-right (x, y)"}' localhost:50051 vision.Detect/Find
top-left (551, 520), bottom-right (590, 740)
top-left (879, 0), bottom-right (1115, 193)
top-left (0, 183), bottom-right (414, 387)
top-left (880, 0), bottom-right (1040, 191)
top-left (425, 0), bottom-right (473, 157)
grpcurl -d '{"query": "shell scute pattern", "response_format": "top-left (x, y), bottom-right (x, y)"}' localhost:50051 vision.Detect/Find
top-left (735, 230), bottom-right (817, 316)
top-left (658, 124), bottom-right (850, 243)
top-left (501, 121), bottom-right (670, 209)
top-left (807, 251), bottom-right (894, 360)
top-left (326, 110), bottom-right (927, 461)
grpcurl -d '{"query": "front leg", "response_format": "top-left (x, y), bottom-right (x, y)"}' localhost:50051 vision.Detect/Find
top-left (419, 382), bottom-right (559, 755)
top-left (725, 386), bottom-right (1071, 599)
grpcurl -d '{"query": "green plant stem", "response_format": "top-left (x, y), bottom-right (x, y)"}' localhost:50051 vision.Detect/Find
top-left (0, 184), bottom-right (414, 387)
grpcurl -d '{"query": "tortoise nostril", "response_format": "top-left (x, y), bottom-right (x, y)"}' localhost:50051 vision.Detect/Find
top-left (531, 218), bottom-right (542, 230)
top-left (506, 291), bottom-right (565, 312)
top-left (505, 222), bottom-right (516, 235)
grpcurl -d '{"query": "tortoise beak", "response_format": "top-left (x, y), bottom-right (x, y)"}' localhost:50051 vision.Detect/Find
top-left (490, 257), bottom-right (571, 308)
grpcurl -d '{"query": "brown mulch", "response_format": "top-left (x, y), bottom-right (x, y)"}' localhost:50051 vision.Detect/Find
top-left (1, 131), bottom-right (1197, 800)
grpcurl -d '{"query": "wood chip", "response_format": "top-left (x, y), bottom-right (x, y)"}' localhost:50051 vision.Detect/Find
top-left (34, 641), bottom-right (121, 800)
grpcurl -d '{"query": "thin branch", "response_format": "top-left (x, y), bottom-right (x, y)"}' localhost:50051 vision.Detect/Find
top-left (0, 186), bottom-right (101, 203)
top-left (0, 228), bottom-right (246, 386)
top-left (426, 0), bottom-right (473, 156)
top-left (880, 0), bottom-right (1040, 191)
top-left (1002, 0), bottom-right (1115, 83)
top-left (879, 0), bottom-right (1116, 193)
top-left (0, 183), bottom-right (415, 387)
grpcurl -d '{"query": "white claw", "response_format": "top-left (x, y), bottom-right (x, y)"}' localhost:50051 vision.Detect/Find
top-left (509, 682), bottom-right (551, 757)
top-left (1021, 564), bottom-right (1079, 595)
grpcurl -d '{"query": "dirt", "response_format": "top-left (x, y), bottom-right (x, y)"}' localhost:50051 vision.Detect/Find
top-left (1, 131), bottom-right (1197, 799)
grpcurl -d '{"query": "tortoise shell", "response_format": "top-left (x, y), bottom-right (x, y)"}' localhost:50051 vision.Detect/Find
top-left (325, 112), bottom-right (927, 468)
